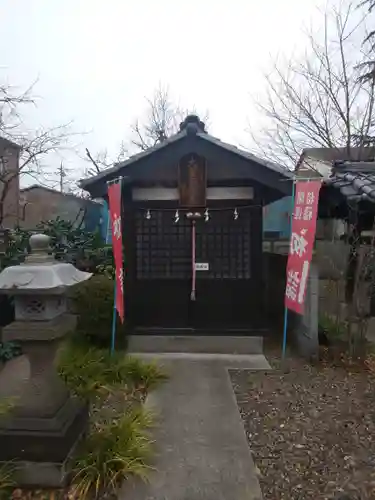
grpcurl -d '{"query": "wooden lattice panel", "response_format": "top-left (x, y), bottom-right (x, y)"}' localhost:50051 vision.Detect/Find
top-left (135, 209), bottom-right (252, 280)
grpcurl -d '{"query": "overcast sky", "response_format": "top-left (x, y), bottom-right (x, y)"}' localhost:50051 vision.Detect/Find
top-left (0, 0), bottom-right (328, 187)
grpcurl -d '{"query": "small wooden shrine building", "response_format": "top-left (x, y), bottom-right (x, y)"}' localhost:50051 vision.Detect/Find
top-left (81, 115), bottom-right (292, 333)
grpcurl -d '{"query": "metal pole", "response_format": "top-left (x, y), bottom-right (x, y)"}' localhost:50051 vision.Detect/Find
top-left (110, 281), bottom-right (117, 355)
top-left (282, 179), bottom-right (296, 360)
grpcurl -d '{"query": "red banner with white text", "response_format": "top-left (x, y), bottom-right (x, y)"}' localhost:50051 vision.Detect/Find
top-left (285, 181), bottom-right (322, 315)
top-left (108, 181), bottom-right (124, 323)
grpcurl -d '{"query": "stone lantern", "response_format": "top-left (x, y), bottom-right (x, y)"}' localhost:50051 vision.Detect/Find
top-left (0, 233), bottom-right (92, 487)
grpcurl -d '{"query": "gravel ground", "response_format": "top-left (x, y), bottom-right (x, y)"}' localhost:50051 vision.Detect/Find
top-left (230, 350), bottom-right (375, 500)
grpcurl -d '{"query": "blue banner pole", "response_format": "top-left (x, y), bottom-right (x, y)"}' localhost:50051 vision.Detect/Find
top-left (281, 304), bottom-right (289, 360)
top-left (110, 280), bottom-right (117, 355)
top-left (282, 179), bottom-right (296, 360)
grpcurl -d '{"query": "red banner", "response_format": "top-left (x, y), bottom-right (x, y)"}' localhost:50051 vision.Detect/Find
top-left (285, 181), bottom-right (322, 315)
top-left (108, 181), bottom-right (124, 323)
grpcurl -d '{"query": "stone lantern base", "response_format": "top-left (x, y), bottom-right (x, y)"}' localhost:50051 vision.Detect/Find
top-left (0, 396), bottom-right (88, 487)
top-left (0, 313), bottom-right (89, 487)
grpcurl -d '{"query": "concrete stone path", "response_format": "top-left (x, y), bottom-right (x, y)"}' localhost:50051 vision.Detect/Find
top-left (120, 353), bottom-right (270, 500)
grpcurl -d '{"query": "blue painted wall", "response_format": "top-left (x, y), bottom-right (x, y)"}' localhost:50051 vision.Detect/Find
top-left (263, 196), bottom-right (292, 239)
top-left (100, 201), bottom-right (111, 243)
top-left (84, 202), bottom-right (103, 233)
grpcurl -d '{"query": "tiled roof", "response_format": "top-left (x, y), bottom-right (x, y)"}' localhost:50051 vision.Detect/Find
top-left (80, 115), bottom-right (291, 189)
top-left (21, 184), bottom-right (100, 204)
top-left (0, 136), bottom-right (20, 150)
top-left (299, 147), bottom-right (375, 164)
top-left (325, 161), bottom-right (375, 202)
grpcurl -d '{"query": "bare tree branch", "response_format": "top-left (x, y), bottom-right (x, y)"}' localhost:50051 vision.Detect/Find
top-left (82, 144), bottom-right (129, 181)
top-left (82, 83), bottom-right (209, 189)
top-left (249, 1), bottom-right (375, 169)
top-left (85, 148), bottom-right (101, 174)
top-left (0, 81), bottom-right (78, 226)
top-left (358, 0), bottom-right (375, 79)
top-left (129, 83), bottom-right (209, 152)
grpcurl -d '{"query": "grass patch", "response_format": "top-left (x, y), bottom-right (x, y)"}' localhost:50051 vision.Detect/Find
top-left (0, 462), bottom-right (15, 499)
top-left (0, 397), bottom-right (16, 419)
top-left (57, 337), bottom-right (168, 401)
top-left (119, 355), bottom-right (169, 396)
top-left (70, 406), bottom-right (154, 499)
top-left (55, 338), bottom-right (167, 498)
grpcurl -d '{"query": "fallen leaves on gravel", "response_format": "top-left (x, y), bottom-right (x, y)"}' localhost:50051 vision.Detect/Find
top-left (231, 353), bottom-right (375, 500)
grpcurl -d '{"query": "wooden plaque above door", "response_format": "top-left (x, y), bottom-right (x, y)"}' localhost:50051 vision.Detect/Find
top-left (178, 153), bottom-right (207, 208)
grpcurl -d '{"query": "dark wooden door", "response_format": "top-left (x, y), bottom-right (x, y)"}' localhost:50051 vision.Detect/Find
top-left (133, 209), bottom-right (192, 329)
top-left (192, 209), bottom-right (256, 330)
top-left (132, 207), bottom-right (261, 331)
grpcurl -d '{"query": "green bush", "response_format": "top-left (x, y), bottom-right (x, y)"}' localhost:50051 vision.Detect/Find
top-left (37, 217), bottom-right (113, 272)
top-left (69, 274), bottom-right (126, 348)
top-left (0, 219), bottom-right (114, 337)
top-left (0, 218), bottom-right (113, 274)
top-left (0, 227), bottom-right (29, 272)
top-left (0, 342), bottom-right (22, 363)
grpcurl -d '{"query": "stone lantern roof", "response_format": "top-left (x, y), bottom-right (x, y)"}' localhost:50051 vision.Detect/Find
top-left (0, 233), bottom-right (92, 295)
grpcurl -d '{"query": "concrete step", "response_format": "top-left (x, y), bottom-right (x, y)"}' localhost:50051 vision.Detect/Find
top-left (128, 335), bottom-right (263, 355)
top-left (131, 352), bottom-right (271, 369)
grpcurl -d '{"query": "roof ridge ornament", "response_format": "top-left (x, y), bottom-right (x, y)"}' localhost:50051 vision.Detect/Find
top-left (179, 115), bottom-right (206, 135)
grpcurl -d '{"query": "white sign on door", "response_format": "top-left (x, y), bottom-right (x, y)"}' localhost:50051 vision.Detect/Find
top-left (195, 262), bottom-right (209, 271)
